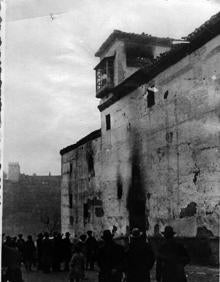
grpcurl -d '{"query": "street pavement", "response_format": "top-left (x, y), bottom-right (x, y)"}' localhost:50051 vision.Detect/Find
top-left (22, 265), bottom-right (219, 282)
top-left (22, 268), bottom-right (98, 282)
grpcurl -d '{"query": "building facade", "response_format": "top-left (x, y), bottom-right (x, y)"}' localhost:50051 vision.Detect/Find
top-left (60, 13), bottom-right (220, 239)
top-left (8, 162), bottom-right (20, 182)
top-left (3, 173), bottom-right (61, 237)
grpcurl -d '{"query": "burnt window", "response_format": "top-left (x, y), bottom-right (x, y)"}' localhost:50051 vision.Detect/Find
top-left (106, 114), bottom-right (111, 130)
top-left (69, 216), bottom-right (74, 225)
top-left (69, 193), bottom-right (73, 208)
top-left (126, 43), bottom-right (153, 67)
top-left (95, 56), bottom-right (114, 95)
top-left (147, 90), bottom-right (155, 108)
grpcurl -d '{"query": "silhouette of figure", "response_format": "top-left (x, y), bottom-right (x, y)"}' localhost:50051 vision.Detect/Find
top-left (63, 232), bottom-right (72, 271)
top-left (97, 229), bottom-right (125, 282)
top-left (156, 226), bottom-right (190, 282)
top-left (126, 228), bottom-right (155, 282)
top-left (86, 231), bottom-right (97, 270)
top-left (52, 232), bottom-right (63, 272)
top-left (24, 235), bottom-right (36, 271)
top-left (42, 232), bottom-right (53, 273)
top-left (16, 234), bottom-right (25, 262)
top-left (2, 240), bottom-right (23, 282)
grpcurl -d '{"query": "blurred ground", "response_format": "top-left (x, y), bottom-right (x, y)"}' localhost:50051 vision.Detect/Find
top-left (22, 265), bottom-right (219, 282)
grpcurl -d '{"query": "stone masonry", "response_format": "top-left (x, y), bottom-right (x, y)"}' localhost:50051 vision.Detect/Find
top-left (60, 14), bottom-right (220, 244)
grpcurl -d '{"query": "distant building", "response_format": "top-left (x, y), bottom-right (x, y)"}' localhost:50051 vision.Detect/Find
top-left (8, 162), bottom-right (20, 182)
top-left (3, 171), bottom-right (61, 237)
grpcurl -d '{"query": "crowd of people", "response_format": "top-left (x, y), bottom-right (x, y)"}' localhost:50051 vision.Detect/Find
top-left (2, 225), bottom-right (190, 282)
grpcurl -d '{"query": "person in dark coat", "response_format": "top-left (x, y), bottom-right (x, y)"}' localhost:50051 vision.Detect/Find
top-left (24, 235), bottom-right (36, 271)
top-left (2, 240), bottom-right (23, 282)
top-left (97, 229), bottom-right (125, 282)
top-left (41, 232), bottom-right (53, 273)
top-left (78, 234), bottom-right (87, 255)
top-left (63, 232), bottom-right (72, 271)
top-left (52, 232), bottom-right (63, 272)
top-left (5, 236), bottom-right (12, 247)
top-left (156, 226), bottom-right (190, 282)
top-left (86, 231), bottom-right (97, 270)
top-left (126, 228), bottom-right (155, 282)
top-left (16, 234), bottom-right (25, 263)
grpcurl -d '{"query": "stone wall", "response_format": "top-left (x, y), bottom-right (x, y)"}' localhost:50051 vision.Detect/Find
top-left (61, 134), bottom-right (103, 236)
top-left (61, 35), bottom-right (220, 239)
top-left (99, 35), bottom-right (220, 237)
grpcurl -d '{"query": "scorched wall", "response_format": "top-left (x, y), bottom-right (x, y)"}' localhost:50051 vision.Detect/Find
top-left (100, 35), bottom-right (220, 237)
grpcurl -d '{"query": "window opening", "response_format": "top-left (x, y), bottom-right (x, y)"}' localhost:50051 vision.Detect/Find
top-left (106, 114), bottom-right (111, 130)
top-left (70, 163), bottom-right (73, 174)
top-left (126, 43), bottom-right (153, 67)
top-left (164, 90), bottom-right (169, 99)
top-left (147, 90), bottom-right (155, 108)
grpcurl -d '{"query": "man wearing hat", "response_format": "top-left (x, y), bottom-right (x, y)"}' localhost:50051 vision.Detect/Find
top-left (63, 232), bottom-right (72, 271)
top-left (126, 228), bottom-right (155, 282)
top-left (156, 226), bottom-right (190, 282)
top-left (97, 230), bottom-right (125, 282)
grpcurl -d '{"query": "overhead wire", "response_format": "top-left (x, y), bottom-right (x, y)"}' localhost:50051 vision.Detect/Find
top-left (6, 10), bottom-right (70, 22)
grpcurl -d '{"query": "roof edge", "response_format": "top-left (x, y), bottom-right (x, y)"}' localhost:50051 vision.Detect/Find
top-left (98, 12), bottom-right (220, 111)
top-left (60, 129), bottom-right (101, 155)
top-left (95, 29), bottom-right (174, 57)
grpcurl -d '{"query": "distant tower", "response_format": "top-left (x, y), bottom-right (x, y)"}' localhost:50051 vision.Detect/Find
top-left (8, 162), bottom-right (20, 182)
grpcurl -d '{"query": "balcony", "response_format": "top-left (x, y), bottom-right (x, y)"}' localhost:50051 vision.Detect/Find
top-left (95, 56), bottom-right (114, 98)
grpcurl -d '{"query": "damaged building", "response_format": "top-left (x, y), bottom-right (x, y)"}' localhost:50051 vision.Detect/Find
top-left (60, 13), bottom-right (220, 248)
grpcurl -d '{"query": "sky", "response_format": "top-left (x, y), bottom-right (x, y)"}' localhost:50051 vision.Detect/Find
top-left (3, 0), bottom-right (220, 175)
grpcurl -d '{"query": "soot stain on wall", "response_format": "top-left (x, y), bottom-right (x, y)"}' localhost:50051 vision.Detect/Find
top-left (126, 144), bottom-right (147, 232)
top-left (86, 143), bottom-right (95, 177)
top-left (83, 196), bottom-right (104, 222)
top-left (117, 174), bottom-right (123, 200)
